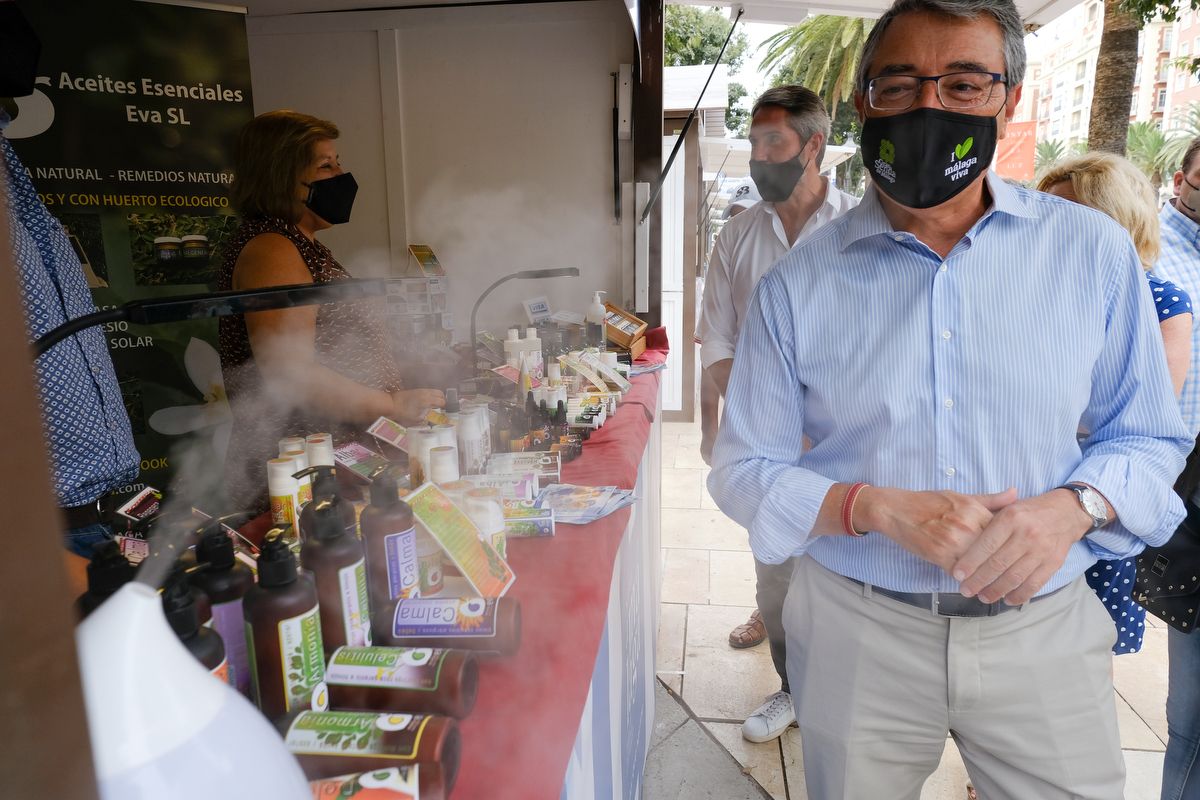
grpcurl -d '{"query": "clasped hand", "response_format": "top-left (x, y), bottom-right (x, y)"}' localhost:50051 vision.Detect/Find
top-left (866, 486), bottom-right (1090, 605)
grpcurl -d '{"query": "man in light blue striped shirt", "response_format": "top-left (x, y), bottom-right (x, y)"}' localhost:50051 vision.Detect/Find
top-left (1147, 136), bottom-right (1200, 800)
top-left (1154, 136), bottom-right (1200, 436)
top-left (708, 0), bottom-right (1191, 796)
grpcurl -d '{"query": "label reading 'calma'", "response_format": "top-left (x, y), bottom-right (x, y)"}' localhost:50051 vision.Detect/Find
top-left (391, 597), bottom-right (497, 639)
top-left (339, 558), bottom-right (372, 647)
top-left (278, 604), bottom-right (326, 712)
top-left (384, 526), bottom-right (420, 600)
top-left (326, 646), bottom-right (446, 691)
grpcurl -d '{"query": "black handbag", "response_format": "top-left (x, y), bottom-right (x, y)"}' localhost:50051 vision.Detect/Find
top-left (1134, 439), bottom-right (1200, 633)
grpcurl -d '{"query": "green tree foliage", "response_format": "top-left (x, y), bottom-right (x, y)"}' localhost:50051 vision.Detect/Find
top-left (757, 16), bottom-right (873, 193)
top-left (760, 16), bottom-right (873, 119)
top-left (1126, 120), bottom-right (1176, 189)
top-left (1165, 102), bottom-right (1200, 168)
top-left (1035, 139), bottom-right (1067, 178)
top-left (1089, 0), bottom-right (1200, 154)
top-left (664, 6), bottom-right (750, 136)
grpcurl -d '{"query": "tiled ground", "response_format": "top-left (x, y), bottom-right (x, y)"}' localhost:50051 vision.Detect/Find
top-left (655, 419), bottom-right (1171, 800)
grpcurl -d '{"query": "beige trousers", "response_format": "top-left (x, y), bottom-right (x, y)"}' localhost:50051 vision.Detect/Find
top-left (783, 556), bottom-right (1124, 800)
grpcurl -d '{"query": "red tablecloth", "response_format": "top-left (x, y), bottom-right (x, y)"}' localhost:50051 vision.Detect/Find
top-left (239, 342), bottom-right (666, 798)
top-left (454, 356), bottom-right (662, 799)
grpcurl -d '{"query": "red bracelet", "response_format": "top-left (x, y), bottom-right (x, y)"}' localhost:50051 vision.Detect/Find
top-left (841, 482), bottom-right (869, 537)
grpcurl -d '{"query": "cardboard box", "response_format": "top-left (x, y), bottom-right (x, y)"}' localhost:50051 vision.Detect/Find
top-left (604, 302), bottom-right (648, 349)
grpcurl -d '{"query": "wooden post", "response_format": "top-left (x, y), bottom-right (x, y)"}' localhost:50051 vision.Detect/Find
top-left (0, 168), bottom-right (100, 799)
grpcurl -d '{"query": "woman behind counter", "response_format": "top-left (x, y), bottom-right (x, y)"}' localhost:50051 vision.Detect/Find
top-left (219, 110), bottom-right (442, 512)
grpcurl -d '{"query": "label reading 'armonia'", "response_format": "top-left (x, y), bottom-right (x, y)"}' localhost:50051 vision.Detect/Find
top-left (285, 711), bottom-right (428, 759)
top-left (279, 604), bottom-right (327, 712)
top-left (391, 597), bottom-right (497, 639)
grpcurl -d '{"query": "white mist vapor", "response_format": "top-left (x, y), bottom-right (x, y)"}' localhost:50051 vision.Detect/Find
top-left (404, 180), bottom-right (621, 339)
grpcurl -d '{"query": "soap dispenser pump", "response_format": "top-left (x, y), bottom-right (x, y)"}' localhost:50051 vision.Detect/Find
top-left (586, 290), bottom-right (607, 350)
top-left (294, 463), bottom-right (356, 541)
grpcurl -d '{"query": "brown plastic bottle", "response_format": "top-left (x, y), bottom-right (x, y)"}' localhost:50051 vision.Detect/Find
top-left (163, 565), bottom-right (228, 684)
top-left (284, 710), bottom-right (459, 797)
top-left (191, 517), bottom-right (255, 698)
top-left (294, 464), bottom-right (358, 542)
top-left (308, 767), bottom-right (440, 800)
top-left (243, 528), bottom-right (328, 721)
top-left (324, 646), bottom-right (479, 718)
top-left (376, 596), bottom-right (522, 657)
top-left (359, 469), bottom-right (420, 642)
top-left (301, 499), bottom-right (372, 655)
top-left (76, 539), bottom-right (136, 619)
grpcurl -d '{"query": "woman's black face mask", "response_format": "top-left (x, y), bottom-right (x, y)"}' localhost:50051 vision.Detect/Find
top-left (303, 172), bottom-right (358, 225)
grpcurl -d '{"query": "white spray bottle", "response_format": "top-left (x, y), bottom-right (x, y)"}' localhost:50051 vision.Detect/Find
top-left (75, 573), bottom-right (310, 798)
top-left (586, 290), bottom-right (607, 351)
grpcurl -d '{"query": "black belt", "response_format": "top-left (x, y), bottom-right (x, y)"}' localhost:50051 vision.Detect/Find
top-left (847, 577), bottom-right (1068, 617)
top-left (60, 499), bottom-right (104, 529)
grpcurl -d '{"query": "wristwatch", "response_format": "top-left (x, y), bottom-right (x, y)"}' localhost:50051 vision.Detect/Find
top-left (1057, 483), bottom-right (1110, 530)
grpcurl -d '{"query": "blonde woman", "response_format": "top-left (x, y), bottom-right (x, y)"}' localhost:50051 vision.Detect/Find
top-left (1038, 152), bottom-right (1193, 655)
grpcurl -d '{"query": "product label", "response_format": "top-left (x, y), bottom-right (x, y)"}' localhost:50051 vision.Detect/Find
top-left (211, 657), bottom-right (230, 686)
top-left (309, 766), bottom-right (420, 799)
top-left (279, 604), bottom-right (327, 712)
top-left (462, 472), bottom-right (536, 501)
top-left (334, 442), bottom-right (391, 481)
top-left (340, 558), bottom-right (372, 647)
top-left (286, 711), bottom-right (429, 759)
top-left (404, 484), bottom-right (515, 598)
top-left (488, 452), bottom-right (561, 489)
top-left (326, 646), bottom-right (446, 691)
top-left (116, 535), bottom-right (151, 564)
top-left (384, 527), bottom-right (421, 601)
top-left (298, 482), bottom-right (314, 507)
top-left (270, 492), bottom-right (296, 525)
top-left (368, 416), bottom-right (409, 453)
top-left (211, 599), bottom-right (251, 696)
top-left (501, 498), bottom-right (555, 538)
top-left (116, 486), bottom-right (162, 523)
top-left (391, 597), bottom-right (498, 639)
top-left (246, 620), bottom-right (260, 707)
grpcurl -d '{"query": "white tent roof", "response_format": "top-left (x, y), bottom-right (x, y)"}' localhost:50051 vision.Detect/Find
top-left (670, 0), bottom-right (1079, 28)
top-left (664, 65), bottom-right (730, 113)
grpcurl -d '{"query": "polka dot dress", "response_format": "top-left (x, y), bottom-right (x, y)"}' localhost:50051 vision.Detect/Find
top-left (1085, 560), bottom-right (1145, 654)
top-left (1149, 272), bottom-right (1192, 320)
top-left (1083, 274), bottom-right (1191, 655)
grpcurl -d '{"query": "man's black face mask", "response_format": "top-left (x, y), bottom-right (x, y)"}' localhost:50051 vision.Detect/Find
top-left (0, 4), bottom-right (42, 99)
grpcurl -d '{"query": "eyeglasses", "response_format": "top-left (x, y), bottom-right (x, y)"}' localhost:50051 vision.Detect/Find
top-left (866, 72), bottom-right (1007, 111)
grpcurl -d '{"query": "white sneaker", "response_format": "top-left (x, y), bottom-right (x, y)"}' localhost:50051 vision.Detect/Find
top-left (741, 690), bottom-right (795, 743)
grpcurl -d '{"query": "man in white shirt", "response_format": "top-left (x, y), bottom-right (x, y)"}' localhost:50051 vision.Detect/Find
top-left (697, 85), bottom-right (858, 743)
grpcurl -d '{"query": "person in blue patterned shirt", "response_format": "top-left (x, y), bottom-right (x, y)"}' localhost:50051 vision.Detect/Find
top-left (1, 7), bottom-right (139, 557)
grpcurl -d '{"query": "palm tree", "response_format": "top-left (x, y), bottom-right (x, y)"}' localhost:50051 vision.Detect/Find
top-left (1035, 139), bottom-right (1068, 177)
top-left (1164, 102), bottom-right (1200, 172)
top-left (1087, 0), bottom-right (1142, 154)
top-left (760, 16), bottom-right (874, 118)
top-left (1126, 121), bottom-right (1181, 191)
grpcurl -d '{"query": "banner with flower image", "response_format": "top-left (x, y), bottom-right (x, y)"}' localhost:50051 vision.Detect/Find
top-left (8, 0), bottom-right (254, 502)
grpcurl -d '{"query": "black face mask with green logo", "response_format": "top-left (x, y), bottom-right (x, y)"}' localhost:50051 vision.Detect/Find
top-left (861, 107), bottom-right (997, 209)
